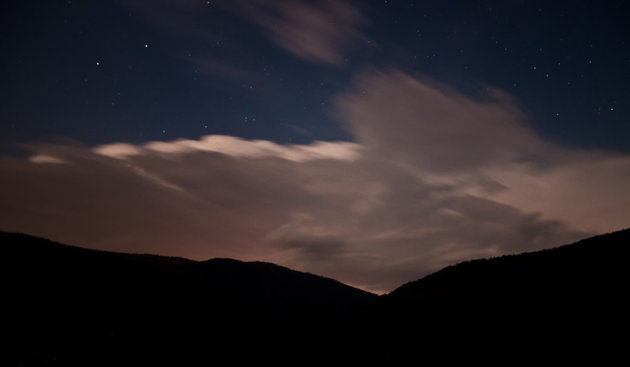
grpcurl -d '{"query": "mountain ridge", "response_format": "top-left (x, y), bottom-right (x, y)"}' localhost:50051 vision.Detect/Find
top-left (4, 228), bottom-right (629, 365)
top-left (3, 230), bottom-right (372, 295)
top-left (390, 227), bottom-right (630, 296)
top-left (3, 229), bottom-right (377, 366)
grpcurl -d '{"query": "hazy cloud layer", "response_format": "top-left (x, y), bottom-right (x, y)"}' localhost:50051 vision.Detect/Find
top-left (3, 70), bottom-right (629, 293)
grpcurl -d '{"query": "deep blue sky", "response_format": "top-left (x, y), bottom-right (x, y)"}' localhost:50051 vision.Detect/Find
top-left (1, 0), bottom-right (629, 150)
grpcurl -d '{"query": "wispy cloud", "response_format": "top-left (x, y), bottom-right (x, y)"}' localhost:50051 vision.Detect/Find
top-left (123, 0), bottom-right (367, 66)
top-left (94, 135), bottom-right (361, 162)
top-left (3, 70), bottom-right (629, 293)
top-left (93, 143), bottom-right (142, 160)
top-left (237, 0), bottom-right (367, 65)
top-left (28, 154), bottom-right (66, 164)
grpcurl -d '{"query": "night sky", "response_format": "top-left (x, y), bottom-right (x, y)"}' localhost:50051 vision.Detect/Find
top-left (1, 0), bottom-right (629, 293)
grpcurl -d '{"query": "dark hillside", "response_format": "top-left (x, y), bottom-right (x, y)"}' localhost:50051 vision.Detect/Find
top-left (3, 231), bottom-right (376, 366)
top-left (380, 228), bottom-right (630, 362)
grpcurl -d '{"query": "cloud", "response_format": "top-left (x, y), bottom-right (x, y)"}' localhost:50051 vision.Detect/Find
top-left (94, 135), bottom-right (362, 162)
top-left (28, 154), bottom-right (65, 164)
top-left (335, 69), bottom-right (630, 233)
top-left (121, 0), bottom-right (366, 66)
top-left (238, 0), bottom-right (366, 65)
top-left (335, 69), bottom-right (550, 171)
top-left (93, 143), bottom-right (142, 160)
top-left (2, 69), bottom-right (629, 293)
top-left (477, 155), bottom-right (630, 233)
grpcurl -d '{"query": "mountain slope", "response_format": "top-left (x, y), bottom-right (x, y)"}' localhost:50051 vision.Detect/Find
top-left (380, 228), bottom-right (630, 362)
top-left (387, 227), bottom-right (629, 312)
top-left (3, 231), bottom-right (376, 366)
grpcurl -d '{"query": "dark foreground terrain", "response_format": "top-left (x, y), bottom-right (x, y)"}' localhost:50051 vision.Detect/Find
top-left (4, 228), bottom-right (629, 365)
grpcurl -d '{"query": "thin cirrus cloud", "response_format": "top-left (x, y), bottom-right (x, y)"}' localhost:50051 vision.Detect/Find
top-left (238, 0), bottom-right (367, 65)
top-left (3, 69), bottom-right (630, 293)
top-left (123, 0), bottom-right (367, 67)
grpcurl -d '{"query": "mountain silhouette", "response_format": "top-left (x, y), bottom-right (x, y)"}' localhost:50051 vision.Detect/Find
top-left (380, 228), bottom-right (630, 363)
top-left (4, 231), bottom-right (376, 366)
top-left (5, 228), bottom-right (629, 365)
